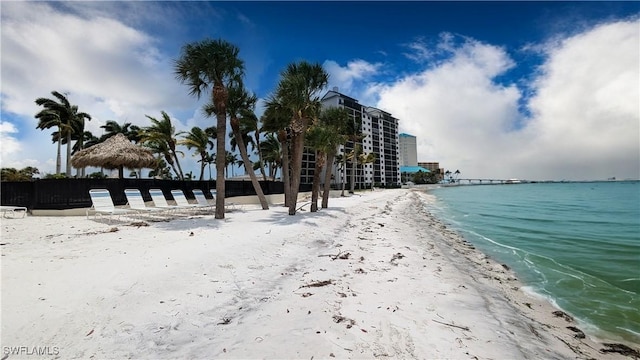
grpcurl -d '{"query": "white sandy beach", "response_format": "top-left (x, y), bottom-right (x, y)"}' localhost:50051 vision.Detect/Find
top-left (0, 189), bottom-right (633, 359)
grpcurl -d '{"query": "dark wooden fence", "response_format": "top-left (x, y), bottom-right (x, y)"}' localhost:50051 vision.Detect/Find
top-left (0, 179), bottom-right (307, 210)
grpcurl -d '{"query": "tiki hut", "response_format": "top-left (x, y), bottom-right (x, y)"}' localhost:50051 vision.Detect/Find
top-left (71, 133), bottom-right (155, 178)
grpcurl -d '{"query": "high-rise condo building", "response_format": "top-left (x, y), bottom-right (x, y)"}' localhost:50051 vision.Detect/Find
top-left (310, 88), bottom-right (400, 189)
top-left (399, 133), bottom-right (418, 167)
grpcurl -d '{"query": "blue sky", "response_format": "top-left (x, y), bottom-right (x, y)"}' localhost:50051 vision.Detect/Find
top-left (1, 1), bottom-right (639, 181)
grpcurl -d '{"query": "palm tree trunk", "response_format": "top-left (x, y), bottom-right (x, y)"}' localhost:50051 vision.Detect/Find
top-left (78, 120), bottom-right (85, 177)
top-left (171, 147), bottom-right (185, 180)
top-left (322, 151), bottom-right (336, 208)
top-left (65, 132), bottom-right (72, 177)
top-left (55, 128), bottom-right (62, 175)
top-left (288, 129), bottom-right (306, 215)
top-left (340, 154), bottom-right (346, 197)
top-left (310, 150), bottom-right (324, 212)
top-left (278, 130), bottom-right (291, 209)
top-left (199, 155), bottom-right (206, 181)
top-left (240, 144), bottom-right (269, 209)
top-left (165, 154), bottom-right (180, 179)
top-left (255, 132), bottom-right (268, 181)
top-left (214, 92), bottom-right (227, 219)
top-left (350, 152), bottom-right (357, 193)
top-left (233, 118), bottom-right (269, 210)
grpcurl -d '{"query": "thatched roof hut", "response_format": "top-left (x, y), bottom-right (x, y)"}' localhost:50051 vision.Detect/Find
top-left (71, 133), bottom-right (155, 178)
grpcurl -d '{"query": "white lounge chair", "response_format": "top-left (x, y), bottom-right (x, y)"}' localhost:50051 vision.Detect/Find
top-left (191, 189), bottom-right (216, 211)
top-left (124, 189), bottom-right (167, 217)
top-left (1, 205), bottom-right (28, 218)
top-left (170, 190), bottom-right (209, 213)
top-left (87, 189), bottom-right (135, 223)
top-left (148, 189), bottom-right (190, 213)
top-left (204, 189), bottom-right (237, 212)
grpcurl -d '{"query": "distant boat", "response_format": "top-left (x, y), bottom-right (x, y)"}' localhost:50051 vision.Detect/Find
top-left (505, 179), bottom-right (522, 184)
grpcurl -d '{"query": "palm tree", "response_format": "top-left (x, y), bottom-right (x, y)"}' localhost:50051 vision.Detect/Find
top-left (175, 38), bottom-right (244, 220)
top-left (306, 107), bottom-right (350, 211)
top-left (224, 151), bottom-right (238, 177)
top-left (263, 98), bottom-right (293, 207)
top-left (81, 132), bottom-right (101, 150)
top-left (100, 120), bottom-right (142, 143)
top-left (358, 152), bottom-right (376, 190)
top-left (142, 111), bottom-right (185, 180)
top-left (71, 130), bottom-right (100, 177)
top-left (66, 109), bottom-right (91, 177)
top-left (179, 126), bottom-right (213, 181)
top-left (70, 131), bottom-right (97, 155)
top-left (444, 170), bottom-right (452, 183)
top-left (203, 125), bottom-right (218, 180)
top-left (149, 158), bottom-right (173, 179)
top-left (69, 112), bottom-right (92, 177)
top-left (34, 109), bottom-right (66, 176)
top-left (346, 146), bottom-right (360, 191)
top-left (260, 133), bottom-right (282, 180)
top-left (199, 153), bottom-right (215, 180)
top-left (335, 153), bottom-right (347, 196)
top-left (97, 120), bottom-right (142, 177)
top-left (252, 116), bottom-right (268, 181)
top-left (318, 107), bottom-right (349, 208)
top-left (145, 138), bottom-right (182, 180)
top-left (306, 124), bottom-right (333, 212)
top-left (36, 109), bottom-right (63, 175)
top-left (35, 91), bottom-right (91, 176)
top-left (268, 61), bottom-right (329, 215)
top-left (344, 111), bottom-right (363, 194)
top-left (226, 83), bottom-right (269, 209)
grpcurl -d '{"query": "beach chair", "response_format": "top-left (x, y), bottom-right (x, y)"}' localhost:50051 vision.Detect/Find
top-left (207, 189), bottom-right (238, 212)
top-left (170, 190), bottom-right (210, 213)
top-left (192, 189), bottom-right (216, 211)
top-left (87, 189), bottom-right (135, 223)
top-left (0, 205), bottom-right (28, 218)
top-left (148, 189), bottom-right (190, 213)
top-left (124, 189), bottom-right (167, 217)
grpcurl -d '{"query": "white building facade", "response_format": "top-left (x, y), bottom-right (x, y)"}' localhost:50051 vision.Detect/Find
top-left (316, 89), bottom-right (401, 189)
top-left (399, 133), bottom-right (418, 167)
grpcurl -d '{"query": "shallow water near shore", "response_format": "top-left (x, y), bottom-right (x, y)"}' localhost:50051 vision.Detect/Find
top-left (429, 181), bottom-right (640, 344)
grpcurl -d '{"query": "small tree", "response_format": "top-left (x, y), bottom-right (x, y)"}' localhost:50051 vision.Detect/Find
top-left (0, 167), bottom-right (40, 181)
top-left (318, 107), bottom-right (349, 208)
top-left (268, 61), bottom-right (328, 215)
top-left (358, 152), bottom-right (376, 190)
top-left (142, 111), bottom-right (185, 180)
top-left (34, 91), bottom-right (91, 177)
top-left (179, 126), bottom-right (213, 181)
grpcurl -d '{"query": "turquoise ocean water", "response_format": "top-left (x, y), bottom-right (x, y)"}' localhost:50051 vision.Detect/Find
top-left (429, 181), bottom-right (640, 344)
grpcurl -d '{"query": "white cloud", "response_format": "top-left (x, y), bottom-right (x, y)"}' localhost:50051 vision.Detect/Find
top-left (323, 59), bottom-right (382, 96)
top-left (373, 20), bottom-right (639, 181)
top-left (402, 37), bottom-right (433, 63)
top-left (519, 20), bottom-right (640, 180)
top-left (376, 37), bottom-right (522, 178)
top-left (0, 122), bottom-right (22, 167)
top-left (0, 2), bottom-right (196, 175)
